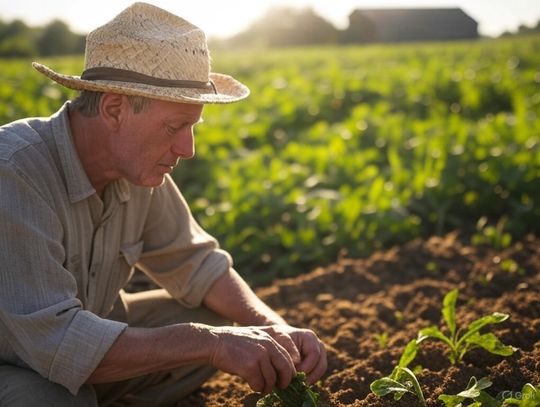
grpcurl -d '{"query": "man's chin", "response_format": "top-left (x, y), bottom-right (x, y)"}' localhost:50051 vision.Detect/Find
top-left (133, 175), bottom-right (167, 188)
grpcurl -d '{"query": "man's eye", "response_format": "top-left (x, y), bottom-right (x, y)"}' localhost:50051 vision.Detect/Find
top-left (166, 125), bottom-right (181, 133)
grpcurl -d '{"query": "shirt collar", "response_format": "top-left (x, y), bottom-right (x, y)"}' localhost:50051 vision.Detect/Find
top-left (50, 102), bottom-right (131, 204)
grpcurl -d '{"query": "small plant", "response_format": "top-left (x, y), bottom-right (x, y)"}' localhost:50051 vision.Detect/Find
top-left (440, 377), bottom-right (540, 407)
top-left (503, 383), bottom-right (540, 406)
top-left (417, 289), bottom-right (515, 364)
top-left (370, 339), bottom-right (427, 407)
top-left (425, 261), bottom-right (439, 273)
top-left (471, 216), bottom-right (512, 250)
top-left (374, 332), bottom-right (389, 349)
top-left (439, 376), bottom-right (498, 406)
top-left (256, 372), bottom-right (319, 407)
top-left (499, 258), bottom-right (525, 276)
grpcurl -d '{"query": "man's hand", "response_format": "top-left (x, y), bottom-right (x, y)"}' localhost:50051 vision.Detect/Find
top-left (259, 325), bottom-right (327, 384)
top-left (209, 326), bottom-right (297, 394)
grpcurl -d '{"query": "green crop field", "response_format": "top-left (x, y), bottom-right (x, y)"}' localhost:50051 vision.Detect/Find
top-left (2, 36), bottom-right (539, 284)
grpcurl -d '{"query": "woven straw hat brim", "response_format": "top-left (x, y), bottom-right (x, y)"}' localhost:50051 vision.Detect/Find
top-left (32, 62), bottom-right (249, 105)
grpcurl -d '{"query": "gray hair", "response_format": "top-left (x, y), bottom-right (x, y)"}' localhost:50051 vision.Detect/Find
top-left (71, 90), bottom-right (152, 117)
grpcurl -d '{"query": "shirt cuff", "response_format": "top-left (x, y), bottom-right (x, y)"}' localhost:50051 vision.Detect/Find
top-left (48, 310), bottom-right (127, 395)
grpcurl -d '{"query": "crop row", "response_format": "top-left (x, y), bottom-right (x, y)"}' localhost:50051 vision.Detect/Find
top-left (1, 36), bottom-right (539, 283)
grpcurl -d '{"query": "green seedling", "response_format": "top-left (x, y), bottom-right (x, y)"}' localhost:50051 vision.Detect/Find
top-left (256, 371), bottom-right (319, 407)
top-left (500, 258), bottom-right (525, 276)
top-left (426, 261), bottom-right (439, 273)
top-left (471, 216), bottom-right (512, 250)
top-left (417, 289), bottom-right (515, 364)
top-left (374, 332), bottom-right (389, 349)
top-left (503, 383), bottom-right (540, 406)
top-left (439, 376), bottom-right (499, 407)
top-left (440, 378), bottom-right (540, 407)
top-left (370, 339), bottom-right (427, 407)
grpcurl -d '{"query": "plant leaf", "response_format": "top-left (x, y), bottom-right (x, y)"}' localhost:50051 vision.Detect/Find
top-left (418, 326), bottom-right (453, 348)
top-left (456, 376), bottom-right (493, 398)
top-left (502, 383), bottom-right (540, 406)
top-left (466, 332), bottom-right (515, 356)
top-left (475, 390), bottom-right (501, 407)
top-left (398, 339), bottom-right (419, 368)
top-left (458, 312), bottom-right (509, 348)
top-left (521, 383), bottom-right (540, 403)
top-left (438, 393), bottom-right (465, 407)
top-left (465, 313), bottom-right (509, 335)
top-left (474, 377), bottom-right (493, 391)
top-left (370, 377), bottom-right (411, 397)
top-left (442, 289), bottom-right (459, 338)
top-left (439, 376), bottom-right (493, 406)
top-left (395, 367), bottom-right (427, 407)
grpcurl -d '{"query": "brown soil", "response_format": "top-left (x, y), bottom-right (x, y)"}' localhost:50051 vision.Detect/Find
top-left (177, 232), bottom-right (540, 406)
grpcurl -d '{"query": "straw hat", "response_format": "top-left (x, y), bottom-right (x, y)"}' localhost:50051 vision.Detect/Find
top-left (32, 2), bottom-right (249, 104)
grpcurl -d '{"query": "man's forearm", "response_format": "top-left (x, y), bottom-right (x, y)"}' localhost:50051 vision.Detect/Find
top-left (86, 322), bottom-right (217, 384)
top-left (203, 268), bottom-right (287, 326)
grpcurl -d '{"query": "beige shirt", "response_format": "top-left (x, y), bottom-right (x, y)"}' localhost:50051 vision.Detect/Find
top-left (0, 102), bottom-right (231, 394)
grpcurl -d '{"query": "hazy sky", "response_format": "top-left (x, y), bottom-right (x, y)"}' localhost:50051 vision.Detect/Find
top-left (1, 0), bottom-right (539, 38)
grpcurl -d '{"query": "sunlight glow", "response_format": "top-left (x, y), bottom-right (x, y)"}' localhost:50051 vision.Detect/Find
top-left (1, 0), bottom-right (539, 38)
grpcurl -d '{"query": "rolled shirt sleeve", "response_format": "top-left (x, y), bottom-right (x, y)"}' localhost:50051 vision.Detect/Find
top-left (0, 162), bottom-right (127, 395)
top-left (137, 175), bottom-right (232, 308)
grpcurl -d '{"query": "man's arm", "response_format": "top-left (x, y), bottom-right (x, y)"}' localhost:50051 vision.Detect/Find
top-left (87, 320), bottom-right (296, 394)
top-left (88, 268), bottom-right (326, 392)
top-left (203, 268), bottom-right (287, 326)
top-left (203, 268), bottom-right (328, 384)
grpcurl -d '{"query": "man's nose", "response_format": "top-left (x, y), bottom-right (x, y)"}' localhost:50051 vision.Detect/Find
top-left (171, 129), bottom-right (195, 159)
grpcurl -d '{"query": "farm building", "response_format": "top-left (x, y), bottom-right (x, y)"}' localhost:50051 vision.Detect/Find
top-left (342, 8), bottom-right (479, 43)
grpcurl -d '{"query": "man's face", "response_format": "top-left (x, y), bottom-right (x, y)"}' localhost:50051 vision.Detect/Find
top-left (112, 98), bottom-right (204, 187)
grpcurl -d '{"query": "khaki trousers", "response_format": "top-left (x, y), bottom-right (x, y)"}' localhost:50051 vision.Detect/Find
top-left (0, 289), bottom-right (228, 407)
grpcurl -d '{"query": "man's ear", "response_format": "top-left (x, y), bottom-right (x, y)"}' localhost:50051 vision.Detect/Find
top-left (99, 93), bottom-right (127, 131)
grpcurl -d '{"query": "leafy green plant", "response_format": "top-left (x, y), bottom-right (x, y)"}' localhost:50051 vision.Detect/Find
top-left (499, 258), bottom-right (525, 276)
top-left (3, 36), bottom-right (540, 284)
top-left (417, 289), bottom-right (515, 364)
top-left (370, 339), bottom-right (427, 407)
top-left (374, 332), bottom-right (389, 349)
top-left (439, 378), bottom-right (540, 407)
top-left (439, 376), bottom-right (499, 406)
top-left (471, 216), bottom-right (512, 250)
top-left (256, 372), bottom-right (319, 407)
top-left (503, 383), bottom-right (540, 406)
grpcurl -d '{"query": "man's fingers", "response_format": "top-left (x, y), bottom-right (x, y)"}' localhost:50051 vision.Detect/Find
top-left (276, 333), bottom-right (301, 366)
top-left (267, 339), bottom-right (296, 389)
top-left (305, 341), bottom-right (327, 384)
top-left (259, 356), bottom-right (277, 394)
top-left (296, 335), bottom-right (326, 381)
top-left (264, 326), bottom-right (302, 365)
top-left (247, 372), bottom-right (265, 394)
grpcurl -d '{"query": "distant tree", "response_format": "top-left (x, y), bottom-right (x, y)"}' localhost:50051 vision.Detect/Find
top-left (0, 19), bottom-right (38, 57)
top-left (37, 19), bottom-right (84, 56)
top-left (518, 20), bottom-right (540, 34)
top-left (2, 19), bottom-right (30, 38)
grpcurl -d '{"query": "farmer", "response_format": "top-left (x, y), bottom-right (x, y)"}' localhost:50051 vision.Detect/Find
top-left (0, 2), bottom-right (326, 406)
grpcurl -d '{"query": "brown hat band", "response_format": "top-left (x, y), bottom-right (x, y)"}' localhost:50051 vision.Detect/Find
top-left (81, 67), bottom-right (217, 94)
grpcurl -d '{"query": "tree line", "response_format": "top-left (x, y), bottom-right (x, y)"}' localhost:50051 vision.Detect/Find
top-left (1, 8), bottom-right (540, 57)
top-left (0, 18), bottom-right (84, 57)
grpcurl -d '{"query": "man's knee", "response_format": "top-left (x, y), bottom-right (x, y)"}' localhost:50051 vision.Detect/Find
top-left (0, 365), bottom-right (97, 407)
